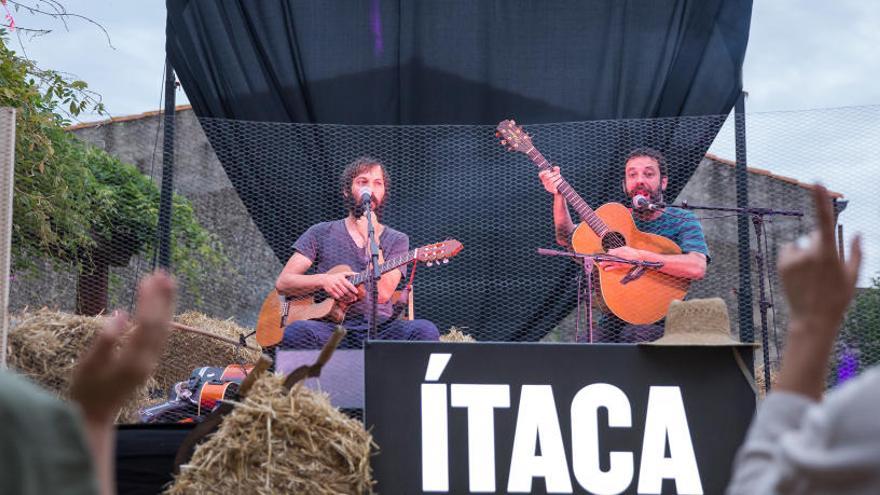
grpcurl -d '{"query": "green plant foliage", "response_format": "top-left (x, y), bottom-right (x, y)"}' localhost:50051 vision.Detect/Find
top-left (842, 277), bottom-right (880, 372)
top-left (0, 33), bottom-right (226, 292)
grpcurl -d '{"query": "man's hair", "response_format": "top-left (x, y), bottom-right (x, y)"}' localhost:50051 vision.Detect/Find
top-left (624, 148), bottom-right (668, 177)
top-left (339, 156), bottom-right (390, 197)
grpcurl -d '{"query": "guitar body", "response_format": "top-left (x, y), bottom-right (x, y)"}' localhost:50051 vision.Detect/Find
top-left (572, 202), bottom-right (689, 325)
top-left (255, 265), bottom-right (354, 348)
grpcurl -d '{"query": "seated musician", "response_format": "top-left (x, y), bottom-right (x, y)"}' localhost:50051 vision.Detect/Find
top-left (538, 148), bottom-right (709, 343)
top-left (275, 156), bottom-right (440, 349)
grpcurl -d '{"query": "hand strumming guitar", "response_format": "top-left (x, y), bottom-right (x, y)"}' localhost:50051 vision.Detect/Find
top-left (601, 246), bottom-right (645, 271)
top-left (320, 271), bottom-right (359, 303)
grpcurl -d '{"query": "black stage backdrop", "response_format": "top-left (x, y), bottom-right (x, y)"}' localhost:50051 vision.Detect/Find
top-left (166, 0), bottom-right (752, 341)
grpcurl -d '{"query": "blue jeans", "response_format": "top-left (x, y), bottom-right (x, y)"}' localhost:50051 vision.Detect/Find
top-left (280, 316), bottom-right (440, 350)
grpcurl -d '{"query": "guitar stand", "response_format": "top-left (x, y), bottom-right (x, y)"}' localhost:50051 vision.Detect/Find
top-left (537, 248), bottom-right (663, 343)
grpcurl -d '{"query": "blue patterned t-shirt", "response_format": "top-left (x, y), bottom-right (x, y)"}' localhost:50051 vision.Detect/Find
top-left (632, 207), bottom-right (709, 260)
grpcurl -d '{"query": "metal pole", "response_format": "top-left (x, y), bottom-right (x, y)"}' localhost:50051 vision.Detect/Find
top-left (0, 108), bottom-right (15, 369)
top-left (735, 91), bottom-right (754, 346)
top-left (157, 52), bottom-right (176, 270)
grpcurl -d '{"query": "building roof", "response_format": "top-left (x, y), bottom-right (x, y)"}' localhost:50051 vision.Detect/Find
top-left (704, 153), bottom-right (843, 199)
top-left (66, 107), bottom-right (844, 199)
top-left (66, 105), bottom-right (195, 131)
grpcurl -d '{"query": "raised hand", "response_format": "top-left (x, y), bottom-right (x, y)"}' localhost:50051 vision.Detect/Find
top-left (778, 185), bottom-right (862, 333)
top-left (776, 184), bottom-right (862, 400)
top-left (70, 271), bottom-right (177, 424)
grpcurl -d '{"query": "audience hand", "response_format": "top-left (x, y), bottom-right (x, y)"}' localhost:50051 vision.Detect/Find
top-left (776, 185), bottom-right (861, 400)
top-left (70, 271), bottom-right (176, 424)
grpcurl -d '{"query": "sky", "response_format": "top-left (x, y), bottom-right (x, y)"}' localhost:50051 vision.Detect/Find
top-left (6, 0), bottom-right (880, 283)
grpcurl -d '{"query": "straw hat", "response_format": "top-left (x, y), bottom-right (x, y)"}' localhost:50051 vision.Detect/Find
top-left (642, 298), bottom-right (758, 347)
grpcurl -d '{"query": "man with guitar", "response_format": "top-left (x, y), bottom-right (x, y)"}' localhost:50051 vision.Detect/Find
top-left (538, 148), bottom-right (709, 343)
top-left (274, 156), bottom-right (440, 349)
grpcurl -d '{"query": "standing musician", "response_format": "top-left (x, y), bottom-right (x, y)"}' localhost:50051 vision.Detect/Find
top-left (275, 157), bottom-right (440, 349)
top-left (538, 148), bottom-right (710, 342)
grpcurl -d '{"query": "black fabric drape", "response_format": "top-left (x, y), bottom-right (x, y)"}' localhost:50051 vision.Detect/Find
top-left (166, 0), bottom-right (751, 341)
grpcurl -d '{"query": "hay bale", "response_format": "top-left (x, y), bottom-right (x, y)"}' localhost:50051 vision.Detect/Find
top-left (6, 309), bottom-right (263, 423)
top-left (167, 374), bottom-right (375, 494)
top-left (6, 309), bottom-right (156, 423)
top-left (156, 312), bottom-right (262, 395)
top-left (440, 326), bottom-right (476, 342)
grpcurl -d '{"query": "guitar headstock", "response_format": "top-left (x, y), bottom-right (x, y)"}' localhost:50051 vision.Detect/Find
top-left (496, 119), bottom-right (534, 154)
top-left (415, 239), bottom-right (463, 266)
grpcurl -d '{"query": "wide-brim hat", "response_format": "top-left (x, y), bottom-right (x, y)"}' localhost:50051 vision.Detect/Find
top-left (641, 297), bottom-right (759, 347)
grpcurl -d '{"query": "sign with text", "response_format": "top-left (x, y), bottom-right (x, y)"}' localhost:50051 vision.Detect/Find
top-left (365, 342), bottom-right (755, 494)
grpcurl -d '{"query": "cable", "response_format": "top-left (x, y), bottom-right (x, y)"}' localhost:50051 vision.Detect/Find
top-left (127, 59), bottom-right (167, 313)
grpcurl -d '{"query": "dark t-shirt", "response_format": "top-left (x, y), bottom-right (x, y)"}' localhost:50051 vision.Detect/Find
top-left (293, 219), bottom-right (409, 319)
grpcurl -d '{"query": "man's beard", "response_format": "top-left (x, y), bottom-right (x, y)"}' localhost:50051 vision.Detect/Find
top-left (627, 186), bottom-right (664, 208)
top-left (345, 194), bottom-right (385, 220)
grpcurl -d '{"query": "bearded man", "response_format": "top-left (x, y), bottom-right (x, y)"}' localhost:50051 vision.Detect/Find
top-left (275, 156), bottom-right (439, 349)
top-left (538, 148), bottom-right (709, 343)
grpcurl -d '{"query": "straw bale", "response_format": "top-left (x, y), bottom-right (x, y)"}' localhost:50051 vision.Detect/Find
top-left (156, 312), bottom-right (262, 394)
top-left (6, 309), bottom-right (263, 423)
top-left (440, 326), bottom-right (476, 342)
top-left (167, 373), bottom-right (375, 495)
top-left (6, 309), bottom-right (156, 422)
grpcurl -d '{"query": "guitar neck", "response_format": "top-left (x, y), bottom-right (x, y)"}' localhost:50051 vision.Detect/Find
top-left (349, 249), bottom-right (415, 286)
top-left (524, 147), bottom-right (610, 237)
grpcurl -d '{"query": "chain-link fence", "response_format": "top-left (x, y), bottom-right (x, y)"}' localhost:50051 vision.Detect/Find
top-left (4, 104), bottom-right (879, 423)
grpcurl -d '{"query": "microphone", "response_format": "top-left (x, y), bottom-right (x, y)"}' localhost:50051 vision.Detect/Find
top-left (632, 194), bottom-right (663, 211)
top-left (358, 186), bottom-right (373, 209)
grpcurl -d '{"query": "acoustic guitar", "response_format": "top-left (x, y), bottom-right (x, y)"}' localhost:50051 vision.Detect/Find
top-left (496, 119), bottom-right (688, 324)
top-left (256, 239), bottom-right (463, 347)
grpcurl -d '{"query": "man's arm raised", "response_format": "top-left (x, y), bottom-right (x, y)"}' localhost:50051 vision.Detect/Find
top-left (538, 166), bottom-right (576, 248)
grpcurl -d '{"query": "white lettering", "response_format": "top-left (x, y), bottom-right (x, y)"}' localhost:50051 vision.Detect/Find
top-left (571, 383), bottom-right (634, 495)
top-left (450, 384), bottom-right (511, 492)
top-left (507, 385), bottom-right (573, 493)
top-left (637, 386), bottom-right (702, 494)
top-left (421, 353), bottom-right (453, 492)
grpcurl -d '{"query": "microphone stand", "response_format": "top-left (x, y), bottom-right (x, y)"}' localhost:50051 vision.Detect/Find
top-left (363, 201), bottom-right (381, 340)
top-left (672, 201), bottom-right (802, 393)
top-left (537, 248), bottom-right (664, 343)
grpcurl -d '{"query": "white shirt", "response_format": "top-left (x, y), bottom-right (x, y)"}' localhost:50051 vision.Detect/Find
top-left (727, 366), bottom-right (880, 494)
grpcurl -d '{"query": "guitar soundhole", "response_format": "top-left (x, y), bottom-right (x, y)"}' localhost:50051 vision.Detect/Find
top-left (601, 231), bottom-right (627, 252)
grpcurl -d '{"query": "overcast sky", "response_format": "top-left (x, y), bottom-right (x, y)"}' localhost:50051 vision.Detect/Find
top-left (7, 1), bottom-right (880, 283)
